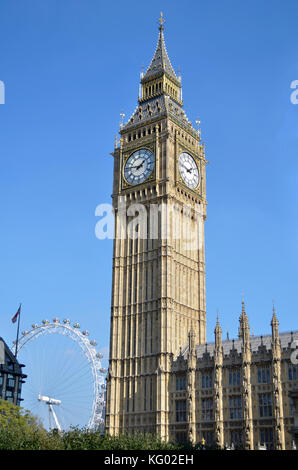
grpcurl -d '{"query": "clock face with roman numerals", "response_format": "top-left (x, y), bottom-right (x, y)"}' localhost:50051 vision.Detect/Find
top-left (178, 152), bottom-right (200, 189)
top-left (124, 148), bottom-right (155, 185)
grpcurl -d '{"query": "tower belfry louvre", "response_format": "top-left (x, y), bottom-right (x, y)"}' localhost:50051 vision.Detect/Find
top-left (105, 16), bottom-right (298, 449)
top-left (105, 14), bottom-right (207, 439)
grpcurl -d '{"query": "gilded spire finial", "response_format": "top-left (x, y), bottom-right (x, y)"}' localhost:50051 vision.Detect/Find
top-left (158, 12), bottom-right (165, 32)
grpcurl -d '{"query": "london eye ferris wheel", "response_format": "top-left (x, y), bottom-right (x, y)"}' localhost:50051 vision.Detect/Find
top-left (13, 317), bottom-right (107, 432)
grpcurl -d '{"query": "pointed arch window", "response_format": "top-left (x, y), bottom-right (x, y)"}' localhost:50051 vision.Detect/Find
top-left (257, 365), bottom-right (271, 384)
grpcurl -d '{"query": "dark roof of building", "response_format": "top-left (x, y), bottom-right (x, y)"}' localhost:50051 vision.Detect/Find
top-left (122, 94), bottom-right (195, 133)
top-left (182, 331), bottom-right (298, 359)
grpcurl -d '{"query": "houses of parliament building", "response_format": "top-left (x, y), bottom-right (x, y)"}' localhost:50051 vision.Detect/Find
top-left (105, 15), bottom-right (298, 450)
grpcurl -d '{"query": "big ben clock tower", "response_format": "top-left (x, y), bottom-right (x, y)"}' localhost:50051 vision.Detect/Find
top-left (105, 14), bottom-right (207, 439)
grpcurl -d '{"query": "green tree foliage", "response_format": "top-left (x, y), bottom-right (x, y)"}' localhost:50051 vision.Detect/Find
top-left (0, 399), bottom-right (61, 450)
top-left (60, 429), bottom-right (181, 451)
top-left (0, 400), bottom-right (223, 450)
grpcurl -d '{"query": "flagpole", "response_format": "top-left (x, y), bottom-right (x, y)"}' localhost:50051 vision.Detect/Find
top-left (15, 303), bottom-right (21, 359)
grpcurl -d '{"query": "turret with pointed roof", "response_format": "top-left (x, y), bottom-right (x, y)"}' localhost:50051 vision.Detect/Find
top-left (121, 13), bottom-right (200, 137)
top-left (141, 12), bottom-right (180, 87)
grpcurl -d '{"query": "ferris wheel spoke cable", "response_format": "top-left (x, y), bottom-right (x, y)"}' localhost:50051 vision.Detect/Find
top-left (43, 362), bottom-right (94, 398)
top-left (24, 341), bottom-right (91, 396)
top-left (52, 353), bottom-right (93, 386)
top-left (59, 404), bottom-right (90, 427)
top-left (36, 362), bottom-right (89, 398)
top-left (36, 367), bottom-right (94, 404)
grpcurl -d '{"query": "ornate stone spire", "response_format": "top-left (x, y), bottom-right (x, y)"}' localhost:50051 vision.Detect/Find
top-left (239, 300), bottom-right (250, 345)
top-left (239, 300), bottom-right (253, 449)
top-left (122, 14), bottom-right (198, 131)
top-left (240, 299), bottom-right (247, 319)
top-left (136, 13), bottom-right (182, 107)
top-left (188, 328), bottom-right (196, 355)
top-left (270, 303), bottom-right (285, 449)
top-left (142, 12), bottom-right (179, 84)
top-left (187, 328), bottom-right (196, 444)
top-left (214, 311), bottom-right (221, 333)
top-left (271, 302), bottom-right (281, 354)
top-left (214, 311), bottom-right (222, 354)
top-left (214, 312), bottom-right (224, 448)
top-left (271, 302), bottom-right (279, 329)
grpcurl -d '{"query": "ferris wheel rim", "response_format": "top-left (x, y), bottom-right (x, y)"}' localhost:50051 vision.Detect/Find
top-left (14, 318), bottom-right (106, 430)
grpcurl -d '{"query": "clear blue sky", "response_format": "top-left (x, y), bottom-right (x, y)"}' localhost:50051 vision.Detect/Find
top-left (0, 0), bottom-right (297, 356)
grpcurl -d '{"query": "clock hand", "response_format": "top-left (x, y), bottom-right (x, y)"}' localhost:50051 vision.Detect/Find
top-left (131, 159), bottom-right (145, 171)
top-left (136, 160), bottom-right (145, 170)
top-left (182, 163), bottom-right (192, 174)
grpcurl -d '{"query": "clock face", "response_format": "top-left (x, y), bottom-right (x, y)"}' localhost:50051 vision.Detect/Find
top-left (178, 152), bottom-right (200, 189)
top-left (124, 148), bottom-right (155, 185)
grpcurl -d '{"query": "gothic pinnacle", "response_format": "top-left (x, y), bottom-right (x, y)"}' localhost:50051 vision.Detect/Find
top-left (240, 298), bottom-right (249, 324)
top-left (214, 310), bottom-right (222, 335)
top-left (271, 301), bottom-right (279, 325)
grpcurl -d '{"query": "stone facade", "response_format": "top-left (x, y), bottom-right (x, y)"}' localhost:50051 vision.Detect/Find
top-left (105, 16), bottom-right (297, 450)
top-left (105, 16), bottom-right (207, 440)
top-left (289, 389), bottom-right (298, 447)
top-left (171, 304), bottom-right (298, 449)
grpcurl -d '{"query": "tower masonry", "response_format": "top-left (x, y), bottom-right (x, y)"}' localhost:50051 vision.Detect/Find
top-left (105, 15), bottom-right (207, 439)
top-left (104, 17), bottom-right (298, 449)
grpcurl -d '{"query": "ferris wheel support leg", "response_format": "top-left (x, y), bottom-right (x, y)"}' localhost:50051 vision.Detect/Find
top-left (49, 405), bottom-right (52, 431)
top-left (49, 404), bottom-right (62, 433)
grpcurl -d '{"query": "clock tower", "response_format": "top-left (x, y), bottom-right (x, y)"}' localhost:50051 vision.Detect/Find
top-left (105, 14), bottom-right (207, 439)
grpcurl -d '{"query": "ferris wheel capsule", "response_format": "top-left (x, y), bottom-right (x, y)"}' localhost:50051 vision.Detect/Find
top-left (96, 353), bottom-right (103, 359)
top-left (42, 320), bottom-right (49, 325)
top-left (63, 319), bottom-right (70, 324)
top-left (32, 324), bottom-right (38, 329)
top-left (99, 368), bottom-right (107, 374)
top-left (73, 323), bottom-right (80, 329)
top-left (90, 340), bottom-right (97, 346)
top-left (22, 331), bottom-right (28, 336)
top-left (53, 318), bottom-right (60, 323)
top-left (82, 330), bottom-right (89, 336)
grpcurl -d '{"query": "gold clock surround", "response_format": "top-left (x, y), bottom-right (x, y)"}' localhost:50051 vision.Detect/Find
top-left (176, 145), bottom-right (202, 195)
top-left (121, 144), bottom-right (156, 189)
